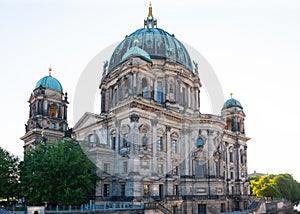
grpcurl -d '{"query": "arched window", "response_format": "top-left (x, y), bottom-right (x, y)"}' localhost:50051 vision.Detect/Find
top-left (172, 139), bottom-right (177, 153)
top-left (142, 78), bottom-right (148, 98)
top-left (88, 134), bottom-right (96, 142)
top-left (182, 87), bottom-right (186, 105)
top-left (123, 78), bottom-right (129, 98)
top-left (49, 104), bottom-right (58, 118)
top-left (169, 80), bottom-right (173, 93)
top-left (157, 81), bottom-right (163, 103)
top-left (157, 136), bottom-right (163, 151)
top-left (229, 150), bottom-right (233, 163)
top-left (214, 161), bottom-right (220, 177)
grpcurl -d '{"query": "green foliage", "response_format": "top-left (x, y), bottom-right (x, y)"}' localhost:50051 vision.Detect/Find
top-left (274, 174), bottom-right (300, 202)
top-left (0, 147), bottom-right (20, 203)
top-left (20, 139), bottom-right (100, 206)
top-left (250, 173), bottom-right (300, 202)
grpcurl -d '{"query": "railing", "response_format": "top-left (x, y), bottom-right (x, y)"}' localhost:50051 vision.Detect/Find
top-left (165, 195), bottom-right (182, 201)
top-left (46, 202), bottom-right (144, 213)
top-left (182, 195), bottom-right (227, 200)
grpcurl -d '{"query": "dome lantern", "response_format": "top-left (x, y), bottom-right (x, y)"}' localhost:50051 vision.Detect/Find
top-left (144, 2), bottom-right (157, 29)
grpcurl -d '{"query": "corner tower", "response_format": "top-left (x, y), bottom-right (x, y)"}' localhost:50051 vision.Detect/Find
top-left (222, 93), bottom-right (245, 134)
top-left (21, 67), bottom-right (69, 150)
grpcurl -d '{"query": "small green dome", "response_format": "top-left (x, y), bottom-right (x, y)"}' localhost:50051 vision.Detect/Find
top-left (35, 75), bottom-right (63, 93)
top-left (222, 98), bottom-right (243, 110)
top-left (121, 46), bottom-right (152, 63)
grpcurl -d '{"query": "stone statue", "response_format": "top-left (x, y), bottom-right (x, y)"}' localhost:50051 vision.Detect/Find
top-left (142, 134), bottom-right (148, 147)
top-left (193, 60), bottom-right (198, 74)
top-left (103, 60), bottom-right (108, 76)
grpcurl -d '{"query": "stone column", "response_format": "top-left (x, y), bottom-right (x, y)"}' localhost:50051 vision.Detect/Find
top-left (235, 142), bottom-right (241, 195)
top-left (129, 113), bottom-right (140, 171)
top-left (114, 119), bottom-right (121, 175)
top-left (180, 128), bottom-right (190, 176)
top-left (166, 126), bottom-right (172, 175)
top-left (187, 87), bottom-right (190, 108)
top-left (151, 118), bottom-right (158, 175)
top-left (127, 113), bottom-right (142, 199)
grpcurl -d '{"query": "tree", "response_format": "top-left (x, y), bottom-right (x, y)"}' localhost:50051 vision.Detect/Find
top-left (250, 173), bottom-right (300, 202)
top-left (0, 147), bottom-right (20, 204)
top-left (274, 174), bottom-right (300, 202)
top-left (250, 174), bottom-right (281, 199)
top-left (20, 139), bottom-right (100, 206)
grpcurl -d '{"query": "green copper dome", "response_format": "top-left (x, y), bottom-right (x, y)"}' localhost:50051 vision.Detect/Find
top-left (108, 4), bottom-right (193, 72)
top-left (108, 28), bottom-right (193, 72)
top-left (35, 75), bottom-right (63, 93)
top-left (222, 98), bottom-right (243, 110)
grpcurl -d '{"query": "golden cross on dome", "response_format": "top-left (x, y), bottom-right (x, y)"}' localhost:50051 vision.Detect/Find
top-left (230, 92), bottom-right (233, 99)
top-left (144, 2), bottom-right (157, 28)
top-left (48, 65), bottom-right (52, 76)
top-left (148, 2), bottom-right (153, 19)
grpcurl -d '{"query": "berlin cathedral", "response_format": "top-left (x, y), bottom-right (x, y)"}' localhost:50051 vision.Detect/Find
top-left (21, 3), bottom-right (251, 214)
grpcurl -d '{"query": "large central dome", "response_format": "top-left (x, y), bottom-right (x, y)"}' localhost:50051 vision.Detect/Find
top-left (108, 4), bottom-right (193, 72)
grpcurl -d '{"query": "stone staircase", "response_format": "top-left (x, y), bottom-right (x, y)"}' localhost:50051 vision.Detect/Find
top-left (144, 200), bottom-right (173, 214)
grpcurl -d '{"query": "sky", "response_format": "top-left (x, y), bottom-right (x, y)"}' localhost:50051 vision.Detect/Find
top-left (1, 0), bottom-right (300, 181)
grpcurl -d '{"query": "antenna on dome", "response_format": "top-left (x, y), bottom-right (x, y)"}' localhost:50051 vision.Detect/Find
top-left (144, 2), bottom-right (157, 29)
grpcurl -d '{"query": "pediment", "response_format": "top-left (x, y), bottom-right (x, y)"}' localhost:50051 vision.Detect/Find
top-left (73, 112), bottom-right (105, 131)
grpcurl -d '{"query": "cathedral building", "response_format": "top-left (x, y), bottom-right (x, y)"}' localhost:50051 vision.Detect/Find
top-left (22, 3), bottom-right (251, 214)
top-left (73, 4), bottom-right (250, 214)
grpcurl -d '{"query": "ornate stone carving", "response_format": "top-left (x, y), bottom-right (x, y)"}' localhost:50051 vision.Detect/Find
top-left (129, 113), bottom-right (140, 122)
top-left (150, 118), bottom-right (158, 126)
top-left (166, 126), bottom-right (171, 132)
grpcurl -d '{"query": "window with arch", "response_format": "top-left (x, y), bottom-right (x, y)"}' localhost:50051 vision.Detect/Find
top-left (214, 161), bottom-right (220, 177)
top-left (157, 81), bottom-right (163, 103)
top-left (169, 80), bottom-right (174, 93)
top-left (142, 78), bottom-right (148, 98)
top-left (49, 104), bottom-right (58, 118)
top-left (172, 139), bottom-right (177, 153)
top-left (182, 87), bottom-right (186, 105)
top-left (229, 150), bottom-right (233, 163)
top-left (88, 134), bottom-right (98, 143)
top-left (157, 136), bottom-right (163, 151)
top-left (123, 78), bottom-right (129, 98)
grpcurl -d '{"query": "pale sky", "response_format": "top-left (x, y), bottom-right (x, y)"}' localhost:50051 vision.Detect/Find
top-left (1, 0), bottom-right (300, 181)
